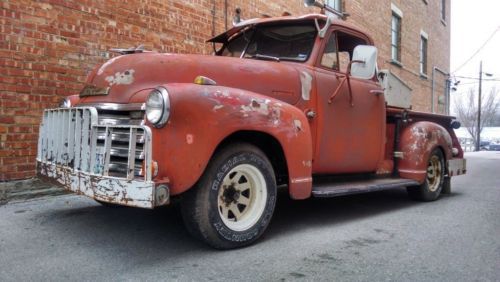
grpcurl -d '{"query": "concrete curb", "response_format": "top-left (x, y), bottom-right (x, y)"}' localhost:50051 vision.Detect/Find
top-left (0, 178), bottom-right (68, 205)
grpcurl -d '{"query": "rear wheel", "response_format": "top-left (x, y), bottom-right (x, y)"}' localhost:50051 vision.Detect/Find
top-left (407, 149), bottom-right (445, 201)
top-left (181, 143), bottom-right (277, 249)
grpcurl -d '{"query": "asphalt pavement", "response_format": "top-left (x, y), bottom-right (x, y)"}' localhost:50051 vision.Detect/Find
top-left (0, 151), bottom-right (499, 281)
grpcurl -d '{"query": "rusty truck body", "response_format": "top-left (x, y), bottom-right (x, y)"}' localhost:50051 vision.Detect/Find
top-left (37, 10), bottom-right (466, 248)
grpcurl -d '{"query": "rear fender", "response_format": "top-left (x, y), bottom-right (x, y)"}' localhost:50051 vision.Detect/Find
top-left (398, 121), bottom-right (453, 183)
top-left (148, 83), bottom-right (313, 199)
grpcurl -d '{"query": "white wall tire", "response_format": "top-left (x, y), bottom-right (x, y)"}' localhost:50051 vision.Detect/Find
top-left (181, 143), bottom-right (277, 249)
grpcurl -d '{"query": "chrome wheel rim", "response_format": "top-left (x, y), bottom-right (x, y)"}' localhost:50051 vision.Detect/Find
top-left (218, 164), bottom-right (267, 232)
top-left (426, 155), bottom-right (442, 192)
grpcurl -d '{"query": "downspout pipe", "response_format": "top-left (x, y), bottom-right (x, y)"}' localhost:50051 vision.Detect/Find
top-left (431, 66), bottom-right (449, 113)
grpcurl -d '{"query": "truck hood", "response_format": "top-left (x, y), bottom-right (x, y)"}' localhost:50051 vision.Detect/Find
top-left (80, 53), bottom-right (305, 105)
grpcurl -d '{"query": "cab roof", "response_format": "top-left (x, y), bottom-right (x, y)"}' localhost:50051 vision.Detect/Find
top-left (207, 13), bottom-right (367, 43)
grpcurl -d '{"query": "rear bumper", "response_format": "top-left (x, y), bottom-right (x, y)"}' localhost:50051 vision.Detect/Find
top-left (448, 158), bottom-right (466, 177)
top-left (37, 161), bottom-right (159, 208)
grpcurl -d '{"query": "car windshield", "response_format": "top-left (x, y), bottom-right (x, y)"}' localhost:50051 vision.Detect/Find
top-left (220, 23), bottom-right (317, 62)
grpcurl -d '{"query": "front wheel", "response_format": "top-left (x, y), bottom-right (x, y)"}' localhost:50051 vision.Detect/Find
top-left (181, 143), bottom-right (277, 249)
top-left (407, 148), bottom-right (445, 201)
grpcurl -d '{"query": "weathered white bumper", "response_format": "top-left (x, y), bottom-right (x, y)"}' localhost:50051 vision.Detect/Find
top-left (37, 162), bottom-right (157, 208)
top-left (36, 107), bottom-right (167, 209)
top-left (448, 158), bottom-right (466, 177)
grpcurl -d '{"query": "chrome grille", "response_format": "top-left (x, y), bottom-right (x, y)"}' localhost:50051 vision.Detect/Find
top-left (81, 103), bottom-right (147, 177)
top-left (37, 107), bottom-right (152, 181)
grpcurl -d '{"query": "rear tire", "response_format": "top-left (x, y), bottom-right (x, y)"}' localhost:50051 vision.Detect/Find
top-left (181, 143), bottom-right (277, 249)
top-left (407, 149), bottom-right (445, 201)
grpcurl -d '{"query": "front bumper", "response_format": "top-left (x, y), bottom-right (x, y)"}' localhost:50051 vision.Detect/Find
top-left (36, 107), bottom-right (167, 209)
top-left (37, 162), bottom-right (157, 208)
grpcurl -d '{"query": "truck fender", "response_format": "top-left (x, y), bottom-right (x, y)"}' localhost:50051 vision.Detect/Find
top-left (149, 83), bottom-right (313, 199)
top-left (398, 121), bottom-right (453, 183)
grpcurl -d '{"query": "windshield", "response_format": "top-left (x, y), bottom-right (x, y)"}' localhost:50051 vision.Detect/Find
top-left (220, 23), bottom-right (317, 62)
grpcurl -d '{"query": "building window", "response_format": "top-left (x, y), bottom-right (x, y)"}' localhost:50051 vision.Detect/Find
top-left (326, 0), bottom-right (342, 12)
top-left (325, 0), bottom-right (343, 18)
top-left (420, 33), bottom-right (428, 76)
top-left (441, 0), bottom-right (446, 21)
top-left (391, 13), bottom-right (401, 63)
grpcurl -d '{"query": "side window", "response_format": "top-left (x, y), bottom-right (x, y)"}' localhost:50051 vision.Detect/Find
top-left (320, 33), bottom-right (338, 69)
top-left (337, 31), bottom-right (368, 73)
top-left (319, 31), bottom-right (368, 73)
top-left (338, 51), bottom-right (350, 73)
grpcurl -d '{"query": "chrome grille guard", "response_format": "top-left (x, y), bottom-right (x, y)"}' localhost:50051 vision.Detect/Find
top-left (36, 107), bottom-right (158, 208)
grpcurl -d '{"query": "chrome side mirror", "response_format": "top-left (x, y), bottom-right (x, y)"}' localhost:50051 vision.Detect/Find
top-left (350, 45), bottom-right (378, 80)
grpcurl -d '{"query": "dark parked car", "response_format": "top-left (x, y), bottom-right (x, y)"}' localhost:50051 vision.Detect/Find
top-left (480, 141), bottom-right (490, 151)
top-left (489, 143), bottom-right (500, 151)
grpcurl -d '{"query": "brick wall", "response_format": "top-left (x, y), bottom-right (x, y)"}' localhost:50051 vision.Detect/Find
top-left (0, 0), bottom-right (449, 181)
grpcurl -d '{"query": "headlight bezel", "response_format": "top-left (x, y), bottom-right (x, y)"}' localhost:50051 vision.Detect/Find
top-left (145, 87), bottom-right (171, 128)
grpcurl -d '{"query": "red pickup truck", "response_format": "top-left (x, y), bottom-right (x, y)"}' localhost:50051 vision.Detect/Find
top-left (37, 10), bottom-right (466, 249)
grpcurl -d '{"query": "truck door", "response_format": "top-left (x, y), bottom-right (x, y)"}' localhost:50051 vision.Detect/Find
top-left (312, 29), bottom-right (385, 174)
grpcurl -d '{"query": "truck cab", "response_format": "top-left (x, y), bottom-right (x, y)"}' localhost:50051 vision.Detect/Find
top-left (37, 12), bottom-right (466, 249)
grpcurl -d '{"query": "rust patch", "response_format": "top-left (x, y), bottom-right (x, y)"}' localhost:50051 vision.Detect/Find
top-left (105, 69), bottom-right (135, 86)
top-left (212, 105), bottom-right (224, 112)
top-left (300, 70), bottom-right (312, 101)
top-left (293, 119), bottom-right (303, 133)
top-left (210, 90), bottom-right (240, 106)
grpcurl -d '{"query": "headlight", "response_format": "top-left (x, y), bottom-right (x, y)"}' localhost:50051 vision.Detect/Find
top-left (59, 97), bottom-right (71, 108)
top-left (146, 87), bottom-right (170, 127)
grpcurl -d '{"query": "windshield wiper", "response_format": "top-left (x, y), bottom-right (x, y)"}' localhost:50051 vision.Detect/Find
top-left (251, 54), bottom-right (280, 62)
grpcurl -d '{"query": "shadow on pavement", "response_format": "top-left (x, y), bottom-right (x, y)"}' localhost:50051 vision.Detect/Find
top-left (37, 187), bottom-right (461, 260)
top-left (265, 188), bottom-right (452, 240)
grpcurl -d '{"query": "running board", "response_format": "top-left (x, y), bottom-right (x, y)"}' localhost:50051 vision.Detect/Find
top-left (312, 178), bottom-right (420, 198)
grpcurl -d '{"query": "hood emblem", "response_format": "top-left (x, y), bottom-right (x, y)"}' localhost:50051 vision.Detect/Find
top-left (80, 85), bottom-right (110, 97)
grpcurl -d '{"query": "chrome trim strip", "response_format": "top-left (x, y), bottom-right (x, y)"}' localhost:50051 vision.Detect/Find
top-left (98, 118), bottom-right (144, 126)
top-left (78, 103), bottom-right (145, 111)
top-left (97, 131), bottom-right (145, 143)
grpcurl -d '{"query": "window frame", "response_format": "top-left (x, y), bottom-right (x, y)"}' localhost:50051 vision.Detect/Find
top-left (326, 0), bottom-right (343, 12)
top-left (441, 0), bottom-right (446, 21)
top-left (391, 12), bottom-right (402, 64)
top-left (419, 31), bottom-right (428, 77)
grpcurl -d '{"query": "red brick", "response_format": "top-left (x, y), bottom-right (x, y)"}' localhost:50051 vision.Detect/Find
top-left (0, 116), bottom-right (15, 124)
top-left (17, 164), bottom-right (36, 171)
